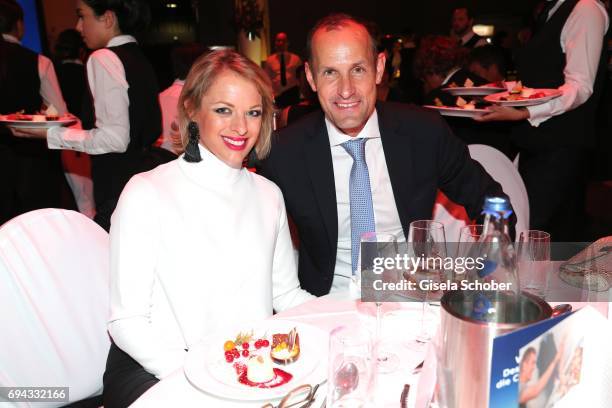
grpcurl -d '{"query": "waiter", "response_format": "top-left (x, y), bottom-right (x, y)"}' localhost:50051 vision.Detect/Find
top-left (477, 0), bottom-right (609, 241)
top-left (0, 0), bottom-right (74, 225)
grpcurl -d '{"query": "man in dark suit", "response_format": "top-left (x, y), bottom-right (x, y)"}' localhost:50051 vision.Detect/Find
top-left (260, 14), bottom-right (509, 296)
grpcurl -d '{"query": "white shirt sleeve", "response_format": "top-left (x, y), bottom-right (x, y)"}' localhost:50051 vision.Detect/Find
top-left (527, 0), bottom-right (609, 126)
top-left (271, 189), bottom-right (315, 312)
top-left (108, 176), bottom-right (186, 378)
top-left (38, 55), bottom-right (68, 115)
top-left (47, 48), bottom-right (131, 154)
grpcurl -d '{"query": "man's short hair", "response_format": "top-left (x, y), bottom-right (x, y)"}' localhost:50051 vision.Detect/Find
top-left (453, 6), bottom-right (471, 19)
top-left (0, 0), bottom-right (23, 34)
top-left (306, 13), bottom-right (378, 63)
top-left (54, 29), bottom-right (84, 60)
top-left (468, 45), bottom-right (507, 74)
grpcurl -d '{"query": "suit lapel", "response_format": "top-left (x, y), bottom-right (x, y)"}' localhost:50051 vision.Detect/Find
top-left (378, 103), bottom-right (414, 236)
top-left (304, 114), bottom-right (338, 251)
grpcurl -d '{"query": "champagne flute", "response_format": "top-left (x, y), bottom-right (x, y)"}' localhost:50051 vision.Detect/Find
top-left (358, 231), bottom-right (401, 373)
top-left (407, 220), bottom-right (447, 345)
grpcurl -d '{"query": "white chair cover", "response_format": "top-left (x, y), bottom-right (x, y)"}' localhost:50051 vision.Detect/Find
top-left (0, 209), bottom-right (110, 407)
top-left (433, 144), bottom-right (530, 241)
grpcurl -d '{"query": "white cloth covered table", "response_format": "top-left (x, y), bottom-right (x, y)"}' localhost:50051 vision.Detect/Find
top-left (130, 293), bottom-right (435, 407)
top-left (130, 279), bottom-right (608, 408)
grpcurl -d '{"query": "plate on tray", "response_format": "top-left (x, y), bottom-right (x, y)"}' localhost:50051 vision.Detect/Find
top-left (425, 105), bottom-right (491, 118)
top-left (484, 89), bottom-right (562, 107)
top-left (441, 86), bottom-right (506, 96)
top-left (0, 114), bottom-right (77, 128)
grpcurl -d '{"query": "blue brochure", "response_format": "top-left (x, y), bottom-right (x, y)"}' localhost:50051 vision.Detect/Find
top-left (488, 312), bottom-right (572, 407)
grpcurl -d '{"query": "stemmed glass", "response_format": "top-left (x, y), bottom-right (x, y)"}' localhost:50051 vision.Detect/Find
top-left (358, 232), bottom-right (401, 373)
top-left (456, 224), bottom-right (484, 282)
top-left (326, 325), bottom-right (375, 407)
top-left (407, 220), bottom-right (447, 345)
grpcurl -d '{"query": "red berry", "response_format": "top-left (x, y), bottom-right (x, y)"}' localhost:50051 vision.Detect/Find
top-left (262, 340), bottom-right (269, 347)
top-left (254, 340), bottom-right (262, 349)
top-left (233, 349), bottom-right (240, 358)
top-left (242, 349), bottom-right (249, 357)
top-left (242, 342), bottom-right (249, 349)
top-left (225, 354), bottom-right (234, 363)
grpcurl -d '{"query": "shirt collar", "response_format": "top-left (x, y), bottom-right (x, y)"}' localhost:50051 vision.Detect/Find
top-left (547, 0), bottom-right (565, 19)
top-left (326, 109), bottom-right (380, 147)
top-left (106, 34), bottom-right (137, 47)
top-left (2, 33), bottom-right (20, 44)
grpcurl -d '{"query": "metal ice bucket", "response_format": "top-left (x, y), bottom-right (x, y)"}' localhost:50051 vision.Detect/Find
top-left (437, 290), bottom-right (552, 407)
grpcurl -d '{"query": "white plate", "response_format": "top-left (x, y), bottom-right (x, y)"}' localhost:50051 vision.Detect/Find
top-left (484, 89), bottom-right (562, 107)
top-left (424, 105), bottom-right (490, 118)
top-left (441, 86), bottom-right (506, 96)
top-left (184, 320), bottom-right (328, 401)
top-left (0, 115), bottom-right (77, 128)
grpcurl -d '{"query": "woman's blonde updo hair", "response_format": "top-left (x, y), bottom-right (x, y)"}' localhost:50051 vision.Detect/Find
top-left (178, 49), bottom-right (275, 160)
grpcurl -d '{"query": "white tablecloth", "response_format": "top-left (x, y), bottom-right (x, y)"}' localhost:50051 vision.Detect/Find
top-left (130, 292), bottom-right (435, 407)
top-left (129, 271), bottom-right (610, 408)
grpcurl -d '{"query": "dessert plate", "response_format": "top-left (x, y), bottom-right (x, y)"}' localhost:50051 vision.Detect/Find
top-left (184, 320), bottom-right (328, 401)
top-left (441, 86), bottom-right (506, 96)
top-left (484, 89), bottom-right (562, 107)
top-left (0, 114), bottom-right (77, 129)
top-left (424, 105), bottom-right (491, 118)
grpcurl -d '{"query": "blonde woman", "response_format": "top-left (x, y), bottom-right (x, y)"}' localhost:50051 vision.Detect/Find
top-left (104, 50), bottom-right (313, 408)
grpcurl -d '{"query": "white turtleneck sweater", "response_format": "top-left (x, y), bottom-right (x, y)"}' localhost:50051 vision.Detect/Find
top-left (108, 144), bottom-right (314, 378)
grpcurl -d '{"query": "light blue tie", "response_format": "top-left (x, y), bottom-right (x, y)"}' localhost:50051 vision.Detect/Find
top-left (342, 138), bottom-right (376, 274)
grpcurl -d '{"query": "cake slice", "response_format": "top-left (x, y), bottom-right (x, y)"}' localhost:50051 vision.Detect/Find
top-left (270, 328), bottom-right (300, 365)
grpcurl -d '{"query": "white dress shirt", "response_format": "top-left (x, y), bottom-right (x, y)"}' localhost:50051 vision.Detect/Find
top-left (325, 111), bottom-right (404, 292)
top-left (47, 35), bottom-right (136, 154)
top-left (108, 144), bottom-right (314, 378)
top-left (264, 52), bottom-right (302, 96)
top-left (526, 0), bottom-right (609, 126)
top-left (2, 34), bottom-right (67, 115)
top-left (157, 79), bottom-right (184, 154)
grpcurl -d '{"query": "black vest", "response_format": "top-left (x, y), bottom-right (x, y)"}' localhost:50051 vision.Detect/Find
top-left (82, 42), bottom-right (162, 230)
top-left (0, 40), bottom-right (41, 114)
top-left (0, 40), bottom-right (48, 154)
top-left (514, 0), bottom-right (606, 148)
top-left (0, 40), bottom-right (75, 222)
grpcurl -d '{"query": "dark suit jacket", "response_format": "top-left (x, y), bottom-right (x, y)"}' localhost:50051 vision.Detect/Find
top-left (260, 101), bottom-right (509, 296)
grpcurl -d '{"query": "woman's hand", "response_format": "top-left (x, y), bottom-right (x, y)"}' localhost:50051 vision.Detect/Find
top-left (474, 105), bottom-right (530, 122)
top-left (9, 127), bottom-right (48, 139)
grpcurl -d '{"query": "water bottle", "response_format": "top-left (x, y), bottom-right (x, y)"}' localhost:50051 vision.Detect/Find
top-left (466, 197), bottom-right (520, 322)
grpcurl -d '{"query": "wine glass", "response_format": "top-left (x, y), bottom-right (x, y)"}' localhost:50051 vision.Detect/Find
top-left (358, 231), bottom-right (401, 373)
top-left (407, 220), bottom-right (447, 345)
top-left (326, 325), bottom-right (375, 407)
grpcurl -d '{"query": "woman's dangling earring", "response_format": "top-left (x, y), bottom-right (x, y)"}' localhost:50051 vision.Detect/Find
top-left (183, 121), bottom-right (202, 163)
